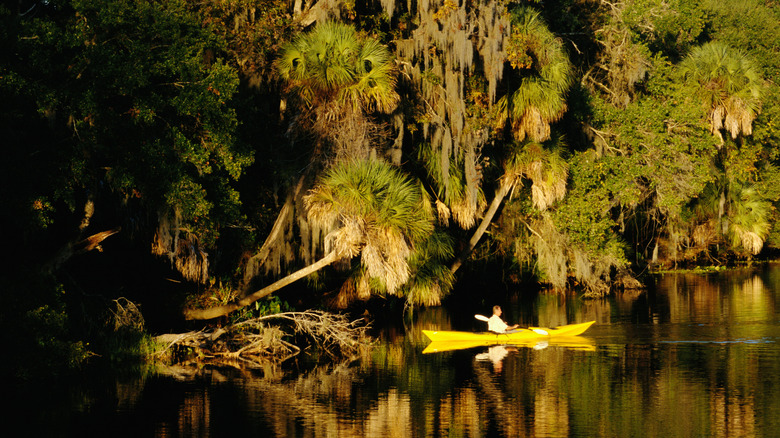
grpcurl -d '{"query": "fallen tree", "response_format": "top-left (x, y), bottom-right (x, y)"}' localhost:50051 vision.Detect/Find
top-left (155, 310), bottom-right (372, 368)
top-left (184, 251), bottom-right (339, 320)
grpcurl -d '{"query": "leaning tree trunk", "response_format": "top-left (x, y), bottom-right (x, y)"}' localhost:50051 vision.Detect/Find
top-left (450, 181), bottom-right (512, 274)
top-left (185, 250), bottom-right (340, 320)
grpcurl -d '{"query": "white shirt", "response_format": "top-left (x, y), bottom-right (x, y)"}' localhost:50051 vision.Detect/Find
top-left (488, 314), bottom-right (508, 333)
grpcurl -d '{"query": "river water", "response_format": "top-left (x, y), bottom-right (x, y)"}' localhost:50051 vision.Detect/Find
top-left (10, 263), bottom-right (780, 437)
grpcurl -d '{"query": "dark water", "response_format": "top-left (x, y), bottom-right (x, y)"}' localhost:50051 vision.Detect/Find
top-left (8, 264), bottom-right (780, 437)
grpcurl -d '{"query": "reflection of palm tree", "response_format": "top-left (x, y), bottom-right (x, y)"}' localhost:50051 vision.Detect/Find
top-left (496, 6), bottom-right (573, 142)
top-left (680, 41), bottom-right (763, 146)
top-left (186, 159), bottom-right (433, 319)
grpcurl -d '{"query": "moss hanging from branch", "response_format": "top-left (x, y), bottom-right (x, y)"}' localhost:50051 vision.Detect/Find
top-left (395, 0), bottom-right (509, 229)
top-left (152, 210), bottom-right (209, 284)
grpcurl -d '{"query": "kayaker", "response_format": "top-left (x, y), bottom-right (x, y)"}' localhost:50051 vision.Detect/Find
top-left (488, 305), bottom-right (520, 333)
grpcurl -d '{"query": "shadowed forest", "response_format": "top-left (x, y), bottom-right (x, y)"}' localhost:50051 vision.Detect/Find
top-left (2, 0), bottom-right (780, 376)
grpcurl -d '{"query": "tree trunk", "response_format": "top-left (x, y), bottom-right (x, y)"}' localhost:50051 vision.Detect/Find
top-left (185, 251), bottom-right (340, 320)
top-left (450, 181), bottom-right (511, 274)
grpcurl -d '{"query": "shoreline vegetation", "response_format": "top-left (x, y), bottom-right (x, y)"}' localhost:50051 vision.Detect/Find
top-left (4, 0), bottom-right (780, 376)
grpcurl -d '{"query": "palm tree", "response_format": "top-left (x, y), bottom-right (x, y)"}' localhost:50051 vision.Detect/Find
top-left (186, 158), bottom-right (434, 320)
top-left (680, 41), bottom-right (764, 146)
top-left (451, 139), bottom-right (569, 273)
top-left (394, 229), bottom-right (456, 306)
top-left (276, 21), bottom-right (399, 157)
top-left (496, 6), bottom-right (573, 142)
top-left (332, 229), bottom-right (455, 308)
top-left (691, 178), bottom-right (771, 257)
top-left (276, 22), bottom-right (399, 112)
top-left (417, 142), bottom-right (487, 229)
top-left (727, 184), bottom-right (772, 255)
top-left (306, 158), bottom-right (434, 291)
top-left (240, 23), bottom-right (401, 291)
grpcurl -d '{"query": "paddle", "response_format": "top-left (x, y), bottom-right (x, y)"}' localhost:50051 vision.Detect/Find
top-left (474, 314), bottom-right (549, 335)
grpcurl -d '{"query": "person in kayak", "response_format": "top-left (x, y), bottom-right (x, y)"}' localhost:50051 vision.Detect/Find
top-left (488, 306), bottom-right (520, 333)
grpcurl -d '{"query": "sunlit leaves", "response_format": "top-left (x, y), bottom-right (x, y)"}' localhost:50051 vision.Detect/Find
top-left (680, 41), bottom-right (764, 145)
top-left (305, 159), bottom-right (435, 294)
top-left (276, 21), bottom-right (399, 113)
top-left (499, 6), bottom-right (573, 142)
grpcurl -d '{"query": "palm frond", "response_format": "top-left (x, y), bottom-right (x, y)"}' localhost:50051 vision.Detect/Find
top-left (277, 21), bottom-right (398, 115)
top-left (680, 41), bottom-right (764, 142)
top-left (503, 139), bottom-right (568, 210)
top-left (417, 142), bottom-right (486, 229)
top-left (728, 185), bottom-right (771, 255)
top-left (503, 6), bottom-right (573, 142)
top-left (304, 159), bottom-right (435, 293)
top-left (396, 229), bottom-right (456, 306)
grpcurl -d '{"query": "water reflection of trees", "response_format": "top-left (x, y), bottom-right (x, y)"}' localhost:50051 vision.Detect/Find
top-left (658, 269), bottom-right (776, 324)
top-left (124, 269), bottom-right (780, 436)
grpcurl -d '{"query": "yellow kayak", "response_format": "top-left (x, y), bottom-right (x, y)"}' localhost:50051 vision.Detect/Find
top-left (422, 320), bottom-right (595, 343)
top-left (422, 335), bottom-right (595, 353)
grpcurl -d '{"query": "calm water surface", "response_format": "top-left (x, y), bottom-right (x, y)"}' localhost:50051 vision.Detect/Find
top-left (10, 264), bottom-right (780, 437)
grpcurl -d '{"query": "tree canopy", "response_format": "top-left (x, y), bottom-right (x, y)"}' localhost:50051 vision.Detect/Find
top-left (4, 0), bottom-right (780, 373)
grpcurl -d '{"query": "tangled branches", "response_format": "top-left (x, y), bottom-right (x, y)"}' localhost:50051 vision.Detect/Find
top-left (154, 310), bottom-right (372, 369)
top-left (247, 310), bottom-right (372, 359)
top-left (110, 297), bottom-right (145, 332)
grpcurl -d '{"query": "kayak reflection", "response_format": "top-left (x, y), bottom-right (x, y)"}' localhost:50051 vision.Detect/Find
top-left (422, 335), bottom-right (595, 353)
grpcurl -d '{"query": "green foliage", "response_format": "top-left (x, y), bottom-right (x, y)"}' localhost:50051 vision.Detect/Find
top-left (3, 0), bottom-right (252, 245)
top-left (622, 0), bottom-right (711, 60)
top-left (0, 276), bottom-right (91, 380)
top-left (196, 0), bottom-right (293, 86)
top-left (22, 303), bottom-right (91, 370)
top-left (551, 152), bottom-right (618, 252)
top-left (594, 55), bottom-right (716, 207)
top-left (276, 21), bottom-right (398, 113)
top-left (228, 296), bottom-right (292, 325)
top-left (499, 6), bottom-right (573, 142)
top-left (306, 158), bottom-right (436, 295)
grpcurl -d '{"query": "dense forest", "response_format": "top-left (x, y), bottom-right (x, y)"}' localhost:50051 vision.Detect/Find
top-left (2, 0), bottom-right (779, 375)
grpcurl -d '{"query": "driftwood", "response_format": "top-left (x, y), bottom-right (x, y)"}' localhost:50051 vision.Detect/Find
top-left (155, 310), bottom-right (372, 368)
